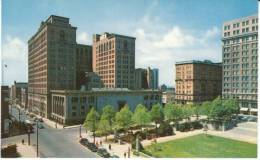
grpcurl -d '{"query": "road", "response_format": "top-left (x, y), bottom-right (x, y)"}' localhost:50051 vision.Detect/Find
top-left (4, 105), bottom-right (99, 158)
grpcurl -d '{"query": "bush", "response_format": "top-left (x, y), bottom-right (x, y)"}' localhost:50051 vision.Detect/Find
top-left (158, 121), bottom-right (173, 136)
top-left (191, 121), bottom-right (203, 129)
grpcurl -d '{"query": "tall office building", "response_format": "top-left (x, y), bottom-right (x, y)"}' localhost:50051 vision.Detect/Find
top-left (76, 44), bottom-right (92, 89)
top-left (175, 60), bottom-right (222, 104)
top-left (28, 15), bottom-right (77, 118)
top-left (93, 32), bottom-right (135, 89)
top-left (152, 68), bottom-right (159, 89)
top-left (222, 15), bottom-right (258, 114)
top-left (134, 67), bottom-right (159, 90)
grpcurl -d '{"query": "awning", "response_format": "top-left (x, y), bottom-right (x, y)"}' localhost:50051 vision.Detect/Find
top-left (240, 107), bottom-right (249, 111)
top-left (250, 108), bottom-right (258, 112)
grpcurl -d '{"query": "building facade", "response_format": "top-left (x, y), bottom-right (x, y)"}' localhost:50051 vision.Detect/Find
top-left (21, 88), bottom-right (28, 109)
top-left (222, 14), bottom-right (258, 114)
top-left (93, 33), bottom-right (135, 89)
top-left (28, 15), bottom-right (77, 118)
top-left (175, 60), bottom-right (222, 104)
top-left (76, 44), bottom-right (92, 89)
top-left (10, 81), bottom-right (27, 106)
top-left (1, 86), bottom-right (9, 137)
top-left (162, 88), bottom-right (175, 106)
top-left (134, 67), bottom-right (159, 90)
top-left (84, 72), bottom-right (104, 90)
top-left (51, 89), bottom-right (162, 124)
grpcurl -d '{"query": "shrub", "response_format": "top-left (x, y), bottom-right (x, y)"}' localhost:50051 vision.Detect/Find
top-left (158, 121), bottom-right (173, 136)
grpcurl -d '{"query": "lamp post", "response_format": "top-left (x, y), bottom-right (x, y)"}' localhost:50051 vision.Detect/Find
top-left (79, 124), bottom-right (82, 138)
top-left (27, 126), bottom-right (31, 145)
top-left (36, 120), bottom-right (39, 157)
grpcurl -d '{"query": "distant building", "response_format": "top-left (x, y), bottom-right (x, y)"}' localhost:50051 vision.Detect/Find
top-left (28, 15), bottom-right (77, 118)
top-left (162, 88), bottom-right (175, 106)
top-left (175, 60), bottom-right (222, 104)
top-left (21, 88), bottom-right (28, 109)
top-left (10, 81), bottom-right (27, 106)
top-left (134, 67), bottom-right (159, 90)
top-left (222, 14), bottom-right (258, 115)
top-left (76, 44), bottom-right (92, 89)
top-left (160, 84), bottom-right (168, 92)
top-left (84, 72), bottom-right (104, 90)
top-left (93, 32), bottom-right (135, 89)
top-left (1, 86), bottom-right (9, 137)
top-left (51, 88), bottom-right (162, 124)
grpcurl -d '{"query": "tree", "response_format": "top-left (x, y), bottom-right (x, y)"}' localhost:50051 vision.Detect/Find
top-left (201, 101), bottom-right (212, 120)
top-left (101, 105), bottom-right (116, 132)
top-left (98, 114), bottom-right (111, 141)
top-left (132, 104), bottom-right (151, 133)
top-left (164, 103), bottom-right (183, 132)
top-left (150, 104), bottom-right (164, 137)
top-left (115, 105), bottom-right (133, 133)
top-left (83, 107), bottom-right (100, 143)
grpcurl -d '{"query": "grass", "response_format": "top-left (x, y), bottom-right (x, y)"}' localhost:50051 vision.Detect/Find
top-left (144, 134), bottom-right (257, 158)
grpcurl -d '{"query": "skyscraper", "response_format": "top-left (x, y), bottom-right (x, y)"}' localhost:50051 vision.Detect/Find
top-left (222, 14), bottom-right (258, 114)
top-left (28, 15), bottom-right (77, 118)
top-left (93, 32), bottom-right (135, 89)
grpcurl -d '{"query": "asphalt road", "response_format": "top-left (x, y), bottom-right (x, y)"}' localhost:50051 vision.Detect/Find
top-left (5, 106), bottom-right (99, 158)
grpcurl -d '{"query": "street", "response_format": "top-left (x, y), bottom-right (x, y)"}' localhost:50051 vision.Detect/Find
top-left (3, 106), bottom-right (99, 158)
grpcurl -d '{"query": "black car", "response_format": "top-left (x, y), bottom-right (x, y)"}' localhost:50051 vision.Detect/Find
top-left (79, 138), bottom-right (89, 147)
top-left (97, 148), bottom-right (110, 158)
top-left (110, 155), bottom-right (119, 158)
top-left (87, 143), bottom-right (98, 152)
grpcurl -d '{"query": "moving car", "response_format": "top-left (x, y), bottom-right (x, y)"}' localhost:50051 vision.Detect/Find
top-left (97, 148), bottom-right (110, 158)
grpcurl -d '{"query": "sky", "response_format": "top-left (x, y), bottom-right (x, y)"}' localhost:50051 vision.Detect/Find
top-left (1, 0), bottom-right (258, 87)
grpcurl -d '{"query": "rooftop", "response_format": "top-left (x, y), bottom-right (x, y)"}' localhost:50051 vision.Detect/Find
top-left (175, 60), bottom-right (222, 66)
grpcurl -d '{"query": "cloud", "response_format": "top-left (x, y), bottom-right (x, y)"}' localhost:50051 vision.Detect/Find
top-left (2, 35), bottom-right (28, 85)
top-left (77, 32), bottom-right (90, 44)
top-left (2, 35), bottom-right (27, 61)
top-left (154, 26), bottom-right (197, 48)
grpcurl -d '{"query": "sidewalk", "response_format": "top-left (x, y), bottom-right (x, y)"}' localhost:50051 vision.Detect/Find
top-left (16, 143), bottom-right (36, 158)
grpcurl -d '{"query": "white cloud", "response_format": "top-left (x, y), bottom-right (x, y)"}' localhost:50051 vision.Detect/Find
top-left (154, 27), bottom-right (197, 48)
top-left (77, 32), bottom-right (90, 44)
top-left (2, 36), bottom-right (28, 85)
top-left (205, 26), bottom-right (220, 39)
top-left (2, 35), bottom-right (27, 61)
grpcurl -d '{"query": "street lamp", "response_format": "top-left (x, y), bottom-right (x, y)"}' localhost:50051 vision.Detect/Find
top-left (36, 120), bottom-right (39, 157)
top-left (79, 124), bottom-right (82, 138)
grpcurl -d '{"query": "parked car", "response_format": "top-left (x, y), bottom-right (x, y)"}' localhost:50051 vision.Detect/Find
top-left (97, 148), bottom-right (110, 158)
top-left (248, 116), bottom-right (257, 122)
top-left (79, 138), bottom-right (89, 147)
top-left (38, 118), bottom-right (44, 122)
top-left (87, 143), bottom-right (98, 152)
top-left (110, 155), bottom-right (119, 158)
top-left (38, 123), bottom-right (44, 129)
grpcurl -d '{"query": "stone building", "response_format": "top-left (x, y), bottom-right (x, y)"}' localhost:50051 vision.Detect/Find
top-left (21, 88), bottom-right (28, 109)
top-left (28, 15), bottom-right (77, 118)
top-left (222, 14), bottom-right (258, 115)
top-left (10, 81), bottom-right (27, 106)
top-left (50, 88), bottom-right (162, 124)
top-left (93, 32), bottom-right (135, 89)
top-left (175, 60), bottom-right (222, 104)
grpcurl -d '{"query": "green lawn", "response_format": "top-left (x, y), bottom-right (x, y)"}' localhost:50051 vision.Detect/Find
top-left (144, 134), bottom-right (257, 158)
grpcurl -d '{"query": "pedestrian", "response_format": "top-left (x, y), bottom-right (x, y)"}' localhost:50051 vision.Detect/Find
top-left (96, 141), bottom-right (99, 148)
top-left (109, 144), bottom-right (111, 150)
top-left (128, 147), bottom-right (130, 158)
top-left (21, 139), bottom-right (24, 145)
top-left (124, 152), bottom-right (126, 158)
top-left (100, 140), bottom-right (102, 146)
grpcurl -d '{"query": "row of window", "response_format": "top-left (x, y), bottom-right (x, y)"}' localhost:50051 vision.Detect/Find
top-left (224, 18), bottom-right (258, 31)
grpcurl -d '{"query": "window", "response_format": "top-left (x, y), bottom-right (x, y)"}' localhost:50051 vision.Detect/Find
top-left (60, 30), bottom-right (65, 41)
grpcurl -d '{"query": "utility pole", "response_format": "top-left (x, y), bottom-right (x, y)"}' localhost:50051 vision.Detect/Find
top-left (36, 121), bottom-right (39, 157)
